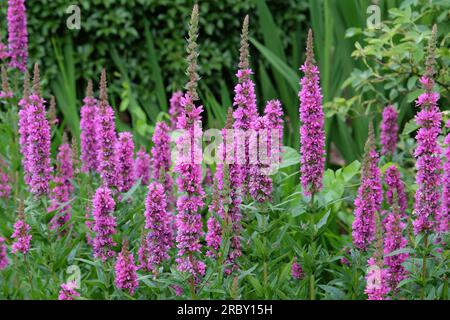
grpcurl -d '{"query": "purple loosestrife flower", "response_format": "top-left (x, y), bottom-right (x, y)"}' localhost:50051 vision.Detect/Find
top-left (174, 5), bottom-right (206, 279)
top-left (380, 105), bottom-right (399, 156)
top-left (352, 124), bottom-right (382, 251)
top-left (0, 167), bottom-right (11, 199)
top-left (115, 132), bottom-right (135, 193)
top-left (169, 91), bottom-right (184, 130)
top-left (11, 218), bottom-right (31, 255)
top-left (437, 120), bottom-right (450, 233)
top-left (27, 65), bottom-right (52, 196)
top-left (96, 70), bottom-right (117, 188)
top-left (49, 142), bottom-right (74, 233)
top-left (299, 30), bottom-right (325, 197)
top-left (134, 147), bottom-right (151, 185)
top-left (18, 72), bottom-right (31, 185)
top-left (7, 0), bottom-right (28, 71)
top-left (384, 165), bottom-right (408, 218)
top-left (80, 80), bottom-right (99, 173)
top-left (249, 116), bottom-right (273, 203)
top-left (206, 174), bottom-right (225, 257)
top-left (0, 66), bottom-right (13, 99)
top-left (413, 25), bottom-right (443, 235)
top-left (114, 242), bottom-right (139, 295)
top-left (232, 16), bottom-right (258, 185)
top-left (291, 257), bottom-right (304, 280)
top-left (383, 207), bottom-right (408, 291)
top-left (0, 237), bottom-right (9, 270)
top-left (92, 186), bottom-right (117, 261)
top-left (151, 121), bottom-right (173, 197)
top-left (365, 257), bottom-right (390, 300)
top-left (0, 41), bottom-right (8, 61)
top-left (58, 281), bottom-right (80, 300)
top-left (142, 182), bottom-right (172, 272)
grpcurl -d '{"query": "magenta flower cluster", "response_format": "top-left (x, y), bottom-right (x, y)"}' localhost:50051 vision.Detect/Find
top-left (92, 186), bottom-right (117, 261)
top-left (364, 257), bottom-right (389, 300)
top-left (134, 147), bottom-right (151, 186)
top-left (438, 120), bottom-right (450, 233)
top-left (384, 165), bottom-right (407, 217)
top-left (115, 132), bottom-right (135, 193)
top-left (0, 237), bottom-right (8, 270)
top-left (299, 31), bottom-right (325, 196)
top-left (58, 281), bottom-right (80, 300)
top-left (11, 218), bottom-right (31, 255)
top-left (151, 121), bottom-right (173, 197)
top-left (114, 244), bottom-right (139, 295)
top-left (380, 105), bottom-right (399, 156)
top-left (0, 168), bottom-right (11, 199)
top-left (141, 182), bottom-right (172, 272)
top-left (413, 76), bottom-right (442, 234)
top-left (80, 83), bottom-right (99, 173)
top-left (352, 135), bottom-right (382, 251)
top-left (7, 0), bottom-right (28, 71)
top-left (49, 143), bottom-right (74, 232)
top-left (291, 257), bottom-right (304, 280)
top-left (168, 91), bottom-right (183, 130)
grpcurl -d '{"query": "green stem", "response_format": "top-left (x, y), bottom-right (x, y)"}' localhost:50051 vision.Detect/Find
top-left (309, 274), bottom-right (315, 300)
top-left (421, 234), bottom-right (429, 300)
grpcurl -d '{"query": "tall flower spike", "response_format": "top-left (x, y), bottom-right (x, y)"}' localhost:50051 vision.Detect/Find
top-left (0, 66), bottom-right (13, 99)
top-left (169, 91), bottom-right (184, 130)
top-left (47, 95), bottom-right (59, 126)
top-left (352, 123), bottom-right (382, 251)
top-left (142, 182), bottom-right (172, 273)
top-left (7, 0), bottom-right (28, 71)
top-left (380, 105), bottom-right (398, 156)
top-left (0, 34), bottom-right (8, 61)
top-left (0, 164), bottom-right (11, 199)
top-left (384, 165), bottom-right (407, 218)
top-left (80, 80), bottom-right (99, 173)
top-left (96, 69), bottom-right (117, 188)
top-left (18, 70), bottom-right (31, 185)
top-left (11, 203), bottom-right (31, 255)
top-left (233, 15), bottom-right (258, 187)
top-left (92, 186), bottom-right (117, 261)
top-left (365, 213), bottom-right (389, 300)
top-left (299, 29), bottom-right (325, 197)
top-left (27, 63), bottom-right (52, 196)
top-left (185, 4), bottom-right (199, 101)
top-left (437, 120), bottom-right (450, 234)
top-left (114, 240), bottom-right (139, 295)
top-left (413, 25), bottom-right (442, 234)
top-left (151, 122), bottom-right (173, 198)
top-left (174, 5), bottom-right (206, 280)
top-left (0, 237), bottom-right (9, 270)
top-left (48, 141), bottom-right (74, 233)
top-left (115, 132), bottom-right (135, 193)
top-left (134, 146), bottom-right (151, 186)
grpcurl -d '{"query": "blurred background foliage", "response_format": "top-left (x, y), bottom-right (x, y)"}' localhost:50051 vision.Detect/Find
top-left (0, 0), bottom-right (448, 165)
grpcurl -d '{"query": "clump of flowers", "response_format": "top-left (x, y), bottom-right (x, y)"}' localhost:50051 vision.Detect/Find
top-left (380, 105), bottom-right (399, 156)
top-left (232, 15), bottom-right (258, 185)
top-left (151, 121), bottom-right (173, 197)
top-left (0, 237), bottom-right (8, 270)
top-left (58, 281), bottom-right (80, 300)
top-left (169, 91), bottom-right (183, 130)
top-left (0, 66), bottom-right (13, 99)
top-left (413, 25), bottom-right (442, 235)
top-left (48, 140), bottom-right (74, 233)
top-left (174, 4), bottom-right (206, 279)
top-left (7, 0), bottom-right (28, 71)
top-left (92, 186), bottom-right (117, 261)
top-left (299, 29), bottom-right (325, 197)
top-left (352, 124), bottom-right (382, 251)
top-left (142, 182), bottom-right (172, 273)
top-left (115, 132), bottom-right (135, 193)
top-left (11, 208), bottom-right (31, 255)
top-left (384, 165), bottom-right (407, 218)
top-left (18, 71), bottom-right (31, 185)
top-left (134, 147), bottom-right (151, 185)
top-left (96, 70), bottom-right (117, 188)
top-left (291, 257), bottom-right (304, 280)
top-left (437, 120), bottom-right (450, 234)
top-left (0, 165), bottom-right (11, 199)
top-left (114, 241), bottom-right (139, 295)
top-left (26, 64), bottom-right (52, 196)
top-left (80, 80), bottom-right (99, 173)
